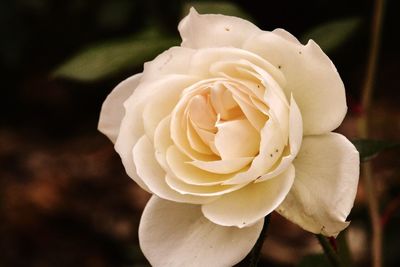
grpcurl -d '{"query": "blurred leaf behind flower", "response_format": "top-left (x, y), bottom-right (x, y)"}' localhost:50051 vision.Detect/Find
top-left (301, 17), bottom-right (362, 54)
top-left (352, 139), bottom-right (400, 162)
top-left (53, 28), bottom-right (179, 82)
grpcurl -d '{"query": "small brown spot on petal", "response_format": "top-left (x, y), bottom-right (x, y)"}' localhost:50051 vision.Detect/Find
top-left (225, 27), bottom-right (230, 31)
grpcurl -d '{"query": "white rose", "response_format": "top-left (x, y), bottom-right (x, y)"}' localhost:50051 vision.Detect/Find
top-left (99, 8), bottom-right (359, 267)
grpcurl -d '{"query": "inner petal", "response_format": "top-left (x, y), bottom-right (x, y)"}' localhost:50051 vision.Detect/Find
top-left (186, 118), bottom-right (214, 155)
top-left (187, 94), bottom-right (217, 132)
top-left (210, 83), bottom-right (242, 120)
top-left (215, 119), bottom-right (260, 160)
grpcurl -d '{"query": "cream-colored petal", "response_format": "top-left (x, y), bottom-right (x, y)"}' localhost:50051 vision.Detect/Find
top-left (142, 77), bottom-right (196, 140)
top-left (170, 81), bottom-right (220, 162)
top-left (215, 119), bottom-right (260, 159)
top-left (232, 94), bottom-right (267, 131)
top-left (189, 47), bottom-right (285, 86)
top-left (256, 94), bottom-right (303, 182)
top-left (133, 135), bottom-right (212, 204)
top-left (154, 116), bottom-right (173, 169)
top-left (202, 165), bottom-right (295, 228)
top-left (209, 83), bottom-right (241, 120)
top-left (98, 74), bottom-right (142, 143)
top-left (115, 75), bottom-right (197, 191)
top-left (186, 119), bottom-right (214, 155)
top-left (277, 133), bottom-right (359, 237)
top-left (189, 157), bottom-right (253, 174)
top-left (287, 94), bottom-right (303, 156)
top-left (141, 46), bottom-right (197, 82)
top-left (165, 172), bottom-right (244, 196)
top-left (243, 30), bottom-right (347, 135)
top-left (166, 145), bottom-right (235, 186)
top-left (222, 117), bottom-right (286, 185)
top-left (272, 28), bottom-right (301, 44)
top-left (115, 95), bottom-right (149, 191)
top-left (178, 8), bottom-right (261, 49)
top-left (190, 120), bottom-right (218, 155)
top-left (139, 196), bottom-right (264, 267)
top-left (187, 95), bottom-right (217, 131)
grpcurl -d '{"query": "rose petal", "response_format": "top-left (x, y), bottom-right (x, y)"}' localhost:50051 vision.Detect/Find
top-left (210, 83), bottom-right (240, 120)
top-left (243, 30), bottom-right (347, 135)
top-left (222, 117), bottom-right (286, 185)
top-left (276, 133), bottom-right (359, 237)
top-left (255, 94), bottom-right (302, 182)
top-left (215, 119), bottom-right (260, 159)
top-left (186, 119), bottom-right (214, 155)
top-left (115, 75), bottom-right (197, 191)
top-left (133, 135), bottom-right (212, 204)
top-left (154, 116), bottom-right (173, 169)
top-left (272, 28), bottom-right (301, 44)
top-left (165, 169), bottom-right (244, 196)
top-left (187, 94), bottom-right (217, 131)
top-left (166, 145), bottom-right (236, 185)
top-left (98, 74), bottom-right (142, 143)
top-left (233, 94), bottom-right (266, 131)
top-left (139, 196), bottom-right (264, 267)
top-left (189, 157), bottom-right (253, 174)
top-left (189, 47), bottom-right (285, 86)
top-left (202, 164), bottom-right (294, 228)
top-left (143, 77), bottom-right (197, 140)
top-left (170, 80), bottom-right (220, 162)
top-left (178, 8), bottom-right (261, 49)
top-left (141, 46), bottom-right (196, 82)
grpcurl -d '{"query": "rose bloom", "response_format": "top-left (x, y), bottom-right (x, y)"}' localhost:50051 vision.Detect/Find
top-left (99, 8), bottom-right (359, 267)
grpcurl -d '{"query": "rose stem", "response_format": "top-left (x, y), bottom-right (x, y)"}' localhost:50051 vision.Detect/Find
top-left (249, 214), bottom-right (271, 267)
top-left (358, 0), bottom-right (386, 266)
top-left (316, 235), bottom-right (343, 267)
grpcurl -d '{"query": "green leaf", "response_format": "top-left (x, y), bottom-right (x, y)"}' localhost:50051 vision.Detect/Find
top-left (298, 254), bottom-right (330, 267)
top-left (352, 139), bottom-right (400, 162)
top-left (53, 28), bottom-right (179, 82)
top-left (301, 17), bottom-right (361, 54)
top-left (183, 1), bottom-right (252, 20)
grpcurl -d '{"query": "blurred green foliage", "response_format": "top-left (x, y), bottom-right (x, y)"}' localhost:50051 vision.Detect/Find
top-left (353, 139), bottom-right (400, 162)
top-left (53, 28), bottom-right (179, 82)
top-left (301, 17), bottom-right (362, 54)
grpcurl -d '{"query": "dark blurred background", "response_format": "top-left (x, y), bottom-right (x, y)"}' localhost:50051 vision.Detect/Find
top-left (1, 0), bottom-right (399, 266)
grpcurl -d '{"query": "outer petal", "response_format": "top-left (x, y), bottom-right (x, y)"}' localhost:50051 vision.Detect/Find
top-left (277, 133), bottom-right (359, 237)
top-left (179, 8), bottom-right (261, 49)
top-left (115, 75), bottom-right (195, 191)
top-left (202, 165), bottom-right (295, 228)
top-left (243, 30), bottom-right (347, 135)
top-left (139, 196), bottom-right (264, 267)
top-left (98, 74), bottom-right (142, 143)
top-left (133, 135), bottom-right (213, 204)
top-left (141, 46), bottom-right (197, 82)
